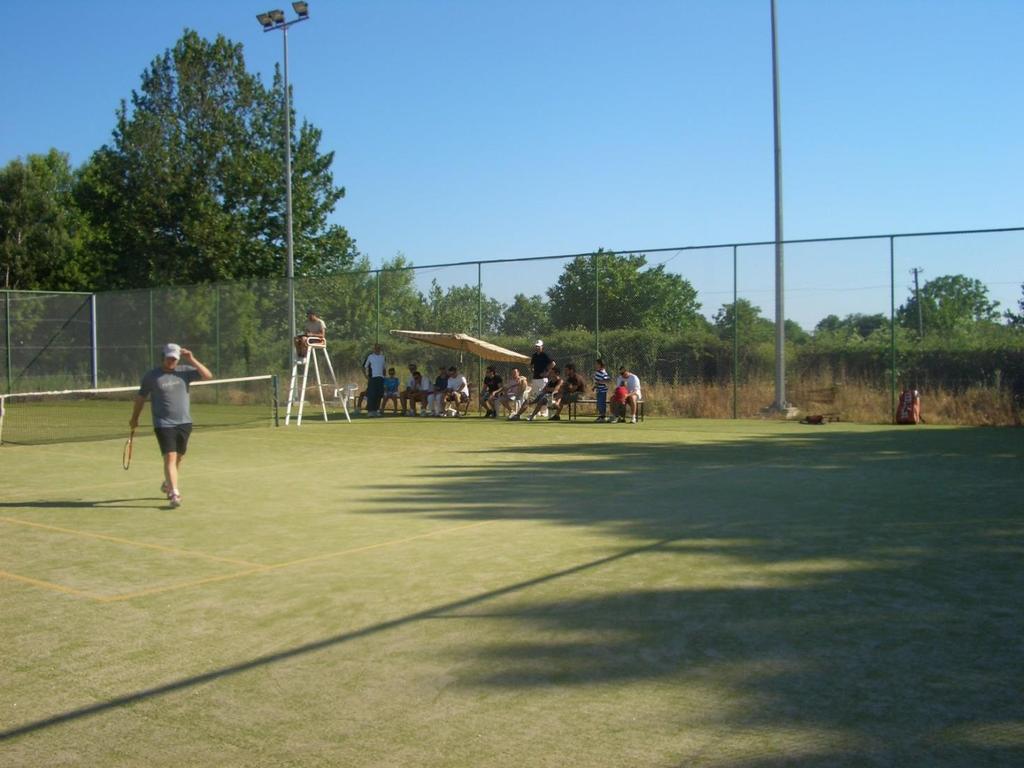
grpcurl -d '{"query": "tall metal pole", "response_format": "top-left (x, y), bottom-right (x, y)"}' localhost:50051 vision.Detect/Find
top-left (770, 0), bottom-right (787, 411)
top-left (594, 252), bottom-right (601, 357)
top-left (282, 22), bottom-right (297, 368)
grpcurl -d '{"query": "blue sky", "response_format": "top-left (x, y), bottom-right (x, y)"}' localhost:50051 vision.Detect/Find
top-left (2, 0), bottom-right (1022, 327)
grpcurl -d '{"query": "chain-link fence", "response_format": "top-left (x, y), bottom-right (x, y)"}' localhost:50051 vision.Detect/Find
top-left (4, 226), bottom-right (1022, 423)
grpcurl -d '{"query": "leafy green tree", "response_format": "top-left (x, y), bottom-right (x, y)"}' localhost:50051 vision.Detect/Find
top-left (76, 29), bottom-right (355, 290)
top-left (1005, 283), bottom-right (1024, 327)
top-left (547, 251), bottom-right (702, 331)
top-left (814, 312), bottom-right (888, 339)
top-left (785, 319), bottom-right (810, 345)
top-left (378, 254), bottom-right (427, 331)
top-left (501, 294), bottom-right (552, 337)
top-left (712, 298), bottom-right (774, 344)
top-left (0, 150), bottom-right (94, 290)
top-left (424, 280), bottom-right (505, 335)
top-left (897, 274), bottom-right (1000, 334)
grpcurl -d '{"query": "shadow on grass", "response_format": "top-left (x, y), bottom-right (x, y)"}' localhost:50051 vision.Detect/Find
top-left (4, 426), bottom-right (1021, 765)
top-left (365, 426), bottom-right (1023, 765)
top-left (0, 498), bottom-right (157, 510)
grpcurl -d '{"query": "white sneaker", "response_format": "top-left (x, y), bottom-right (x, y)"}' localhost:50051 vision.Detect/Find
top-left (631, 416), bottom-right (638, 424)
top-left (169, 492), bottom-right (182, 508)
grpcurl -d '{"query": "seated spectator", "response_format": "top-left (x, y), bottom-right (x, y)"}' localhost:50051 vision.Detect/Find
top-left (549, 363), bottom-right (587, 421)
top-left (444, 366), bottom-right (470, 417)
top-left (608, 382), bottom-right (629, 423)
top-left (480, 365), bottom-right (503, 419)
top-left (495, 368), bottom-right (530, 420)
top-left (427, 366), bottom-right (449, 416)
top-left (382, 368), bottom-right (401, 414)
top-left (523, 364), bottom-right (562, 422)
top-left (400, 363), bottom-right (421, 415)
top-left (403, 370), bottom-right (428, 416)
top-left (616, 366), bottom-right (643, 424)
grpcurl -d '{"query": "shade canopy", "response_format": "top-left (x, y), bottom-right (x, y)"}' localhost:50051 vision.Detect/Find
top-left (389, 330), bottom-right (530, 364)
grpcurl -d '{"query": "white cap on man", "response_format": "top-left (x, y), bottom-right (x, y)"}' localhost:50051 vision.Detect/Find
top-left (163, 343), bottom-right (182, 360)
top-left (534, 340), bottom-right (543, 347)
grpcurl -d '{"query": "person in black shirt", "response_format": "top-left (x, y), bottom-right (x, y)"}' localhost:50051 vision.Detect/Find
top-left (549, 363), bottom-right (587, 420)
top-left (480, 365), bottom-right (503, 418)
top-left (524, 363), bottom-right (562, 422)
top-left (529, 340), bottom-right (554, 418)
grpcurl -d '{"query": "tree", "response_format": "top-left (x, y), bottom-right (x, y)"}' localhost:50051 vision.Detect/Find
top-left (0, 150), bottom-right (94, 290)
top-left (1005, 283), bottom-right (1024, 328)
top-left (814, 312), bottom-right (888, 339)
top-left (424, 280), bottom-right (505, 335)
top-left (547, 251), bottom-right (702, 331)
top-left (712, 299), bottom-right (774, 344)
top-left (500, 294), bottom-right (552, 337)
top-left (897, 274), bottom-right (1000, 334)
top-left (76, 29), bottom-right (355, 290)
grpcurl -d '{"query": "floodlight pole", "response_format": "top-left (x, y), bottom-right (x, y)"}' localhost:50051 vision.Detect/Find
top-left (770, 0), bottom-right (787, 411)
top-left (259, 6), bottom-right (309, 367)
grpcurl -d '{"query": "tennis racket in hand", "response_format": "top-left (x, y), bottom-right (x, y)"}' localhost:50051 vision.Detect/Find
top-left (123, 428), bottom-right (135, 470)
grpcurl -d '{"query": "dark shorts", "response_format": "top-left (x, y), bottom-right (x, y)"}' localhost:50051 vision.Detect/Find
top-left (154, 424), bottom-right (193, 455)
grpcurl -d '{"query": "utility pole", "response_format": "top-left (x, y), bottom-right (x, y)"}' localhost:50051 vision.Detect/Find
top-left (770, 0), bottom-right (787, 412)
top-left (911, 267), bottom-right (924, 337)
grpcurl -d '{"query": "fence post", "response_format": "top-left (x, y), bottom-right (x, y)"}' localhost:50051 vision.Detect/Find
top-left (375, 271), bottom-right (381, 343)
top-left (148, 289), bottom-right (155, 367)
top-left (890, 236), bottom-right (897, 424)
top-left (478, 262), bottom-right (484, 412)
top-left (733, 245), bottom-right (738, 420)
top-left (215, 283), bottom-right (221, 376)
top-left (4, 291), bottom-right (11, 393)
top-left (90, 293), bottom-right (99, 388)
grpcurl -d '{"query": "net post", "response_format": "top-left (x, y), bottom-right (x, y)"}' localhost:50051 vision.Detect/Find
top-left (272, 374), bottom-right (280, 427)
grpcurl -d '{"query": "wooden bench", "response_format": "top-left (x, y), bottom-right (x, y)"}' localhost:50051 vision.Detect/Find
top-left (567, 396), bottom-right (645, 422)
top-left (796, 385), bottom-right (841, 423)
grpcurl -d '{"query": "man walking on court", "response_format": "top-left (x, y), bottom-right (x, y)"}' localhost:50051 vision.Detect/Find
top-left (129, 343), bottom-right (214, 508)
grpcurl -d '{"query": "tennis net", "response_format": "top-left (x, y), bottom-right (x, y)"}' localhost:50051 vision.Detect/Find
top-left (0, 375), bottom-right (279, 445)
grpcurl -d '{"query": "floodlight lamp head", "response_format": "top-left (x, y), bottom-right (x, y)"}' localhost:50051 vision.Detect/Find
top-left (292, 1), bottom-right (309, 19)
top-left (268, 8), bottom-right (286, 24)
top-left (256, 12), bottom-right (274, 29)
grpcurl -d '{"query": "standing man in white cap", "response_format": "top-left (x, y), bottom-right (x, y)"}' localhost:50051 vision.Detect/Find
top-left (529, 340), bottom-right (553, 419)
top-left (129, 343), bottom-right (214, 508)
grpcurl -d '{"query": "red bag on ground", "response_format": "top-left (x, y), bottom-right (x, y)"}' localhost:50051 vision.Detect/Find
top-left (896, 389), bottom-right (921, 424)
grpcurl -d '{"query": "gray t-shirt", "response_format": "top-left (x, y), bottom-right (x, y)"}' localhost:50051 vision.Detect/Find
top-left (138, 366), bottom-right (201, 427)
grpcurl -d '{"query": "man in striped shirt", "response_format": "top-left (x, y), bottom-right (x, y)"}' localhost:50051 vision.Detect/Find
top-left (593, 358), bottom-right (611, 422)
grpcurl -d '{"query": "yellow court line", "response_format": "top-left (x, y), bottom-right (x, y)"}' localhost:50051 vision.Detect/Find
top-left (3, 520), bottom-right (499, 606)
top-left (266, 519), bottom-right (497, 569)
top-left (100, 567), bottom-right (272, 603)
top-left (0, 517), bottom-right (268, 568)
top-left (106, 519), bottom-right (499, 602)
top-left (0, 569), bottom-right (105, 601)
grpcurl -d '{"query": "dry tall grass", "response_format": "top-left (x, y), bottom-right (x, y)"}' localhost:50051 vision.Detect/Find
top-left (643, 378), bottom-right (1020, 426)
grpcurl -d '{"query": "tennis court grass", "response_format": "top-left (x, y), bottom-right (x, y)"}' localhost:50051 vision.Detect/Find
top-left (2, 418), bottom-right (1022, 767)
